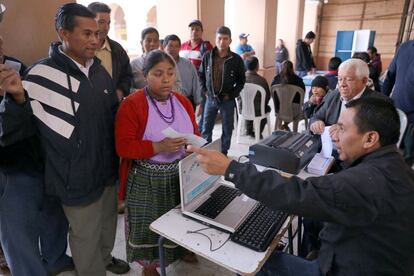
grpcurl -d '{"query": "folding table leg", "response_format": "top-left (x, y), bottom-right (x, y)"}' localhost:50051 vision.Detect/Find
top-left (158, 236), bottom-right (167, 276)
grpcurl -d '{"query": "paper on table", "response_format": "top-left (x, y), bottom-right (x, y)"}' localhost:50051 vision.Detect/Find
top-left (162, 127), bottom-right (207, 147)
top-left (321, 126), bottom-right (333, 158)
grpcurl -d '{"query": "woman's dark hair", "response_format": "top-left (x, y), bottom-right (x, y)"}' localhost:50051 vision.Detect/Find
top-left (280, 60), bottom-right (295, 84)
top-left (141, 27), bottom-right (159, 41)
top-left (55, 3), bottom-right (95, 32)
top-left (143, 50), bottom-right (175, 77)
top-left (345, 97), bottom-right (399, 146)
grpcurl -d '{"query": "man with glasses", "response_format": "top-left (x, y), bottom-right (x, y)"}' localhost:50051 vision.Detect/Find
top-left (310, 58), bottom-right (386, 135)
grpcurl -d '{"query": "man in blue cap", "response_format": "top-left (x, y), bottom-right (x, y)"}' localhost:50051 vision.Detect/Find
top-left (235, 33), bottom-right (255, 60)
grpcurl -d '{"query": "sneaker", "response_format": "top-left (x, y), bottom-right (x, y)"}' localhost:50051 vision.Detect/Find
top-left (106, 257), bottom-right (130, 274)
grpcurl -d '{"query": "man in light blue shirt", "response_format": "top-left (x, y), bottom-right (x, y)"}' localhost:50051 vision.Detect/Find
top-left (235, 33), bottom-right (255, 60)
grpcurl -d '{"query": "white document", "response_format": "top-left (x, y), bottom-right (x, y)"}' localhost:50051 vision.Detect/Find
top-left (321, 126), bottom-right (333, 158)
top-left (162, 127), bottom-right (207, 147)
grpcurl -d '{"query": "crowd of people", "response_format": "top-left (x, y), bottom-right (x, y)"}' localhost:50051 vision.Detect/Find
top-left (0, 1), bottom-right (414, 276)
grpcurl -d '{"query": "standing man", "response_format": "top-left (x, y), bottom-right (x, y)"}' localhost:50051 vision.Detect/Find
top-left (383, 40), bottom-right (414, 165)
top-left (235, 33), bottom-right (255, 60)
top-left (199, 26), bottom-right (245, 155)
top-left (0, 3), bottom-right (129, 275)
top-left (296, 31), bottom-right (316, 77)
top-left (164, 34), bottom-right (201, 110)
top-left (87, 2), bottom-right (132, 101)
top-left (367, 46), bottom-right (382, 75)
top-left (180, 19), bottom-right (213, 132)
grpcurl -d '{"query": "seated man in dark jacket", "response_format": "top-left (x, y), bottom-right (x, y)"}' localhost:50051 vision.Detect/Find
top-left (243, 56), bottom-right (270, 138)
top-left (188, 97), bottom-right (414, 276)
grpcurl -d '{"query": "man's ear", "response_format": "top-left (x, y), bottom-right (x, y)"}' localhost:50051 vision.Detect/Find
top-left (362, 76), bottom-right (369, 86)
top-left (58, 28), bottom-right (67, 42)
top-left (363, 131), bottom-right (380, 149)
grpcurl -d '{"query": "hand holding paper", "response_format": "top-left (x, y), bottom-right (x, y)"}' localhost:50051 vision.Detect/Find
top-left (162, 127), bottom-right (207, 147)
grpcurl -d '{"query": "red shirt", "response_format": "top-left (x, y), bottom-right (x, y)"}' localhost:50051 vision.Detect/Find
top-left (179, 39), bottom-right (213, 70)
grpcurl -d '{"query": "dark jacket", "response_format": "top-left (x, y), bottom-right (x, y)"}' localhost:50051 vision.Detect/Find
top-left (310, 88), bottom-right (386, 126)
top-left (0, 95), bottom-right (43, 174)
top-left (199, 47), bottom-right (246, 102)
top-left (383, 40), bottom-right (414, 123)
top-left (295, 39), bottom-right (315, 72)
top-left (245, 70), bottom-right (271, 115)
top-left (107, 37), bottom-right (132, 97)
top-left (275, 46), bottom-right (289, 63)
top-left (225, 145), bottom-right (414, 275)
top-left (3, 43), bottom-right (119, 205)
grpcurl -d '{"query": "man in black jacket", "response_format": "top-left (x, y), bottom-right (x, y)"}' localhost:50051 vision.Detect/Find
top-left (0, 3), bottom-right (129, 275)
top-left (296, 31), bottom-right (316, 77)
top-left (88, 2), bottom-right (132, 101)
top-left (199, 26), bottom-right (245, 155)
top-left (189, 97), bottom-right (414, 276)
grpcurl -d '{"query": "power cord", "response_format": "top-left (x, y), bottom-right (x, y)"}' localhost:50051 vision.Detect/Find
top-left (186, 227), bottom-right (231, 252)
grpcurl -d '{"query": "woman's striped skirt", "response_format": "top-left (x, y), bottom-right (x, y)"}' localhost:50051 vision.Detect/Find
top-left (125, 159), bottom-right (185, 267)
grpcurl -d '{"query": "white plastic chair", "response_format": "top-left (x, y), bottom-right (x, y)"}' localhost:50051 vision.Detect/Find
top-left (397, 108), bottom-right (408, 148)
top-left (235, 83), bottom-right (271, 143)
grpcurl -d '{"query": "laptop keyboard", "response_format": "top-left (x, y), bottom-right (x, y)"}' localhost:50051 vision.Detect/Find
top-left (194, 185), bottom-right (241, 219)
top-left (231, 203), bottom-right (288, 252)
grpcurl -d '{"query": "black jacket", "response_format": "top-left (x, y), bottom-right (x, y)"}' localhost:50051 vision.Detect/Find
top-left (0, 96), bottom-right (43, 174)
top-left (199, 47), bottom-right (245, 102)
top-left (309, 88), bottom-right (386, 127)
top-left (107, 37), bottom-right (132, 96)
top-left (2, 43), bottom-right (119, 205)
top-left (295, 39), bottom-right (315, 71)
top-left (225, 145), bottom-right (414, 275)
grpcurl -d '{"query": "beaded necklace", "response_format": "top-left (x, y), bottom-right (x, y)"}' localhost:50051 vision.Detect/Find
top-left (145, 86), bottom-right (175, 124)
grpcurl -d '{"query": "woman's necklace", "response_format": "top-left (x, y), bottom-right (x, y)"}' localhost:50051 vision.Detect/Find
top-left (145, 87), bottom-right (175, 124)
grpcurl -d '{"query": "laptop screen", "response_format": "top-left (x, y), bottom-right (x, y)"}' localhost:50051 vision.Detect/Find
top-left (180, 140), bottom-right (221, 206)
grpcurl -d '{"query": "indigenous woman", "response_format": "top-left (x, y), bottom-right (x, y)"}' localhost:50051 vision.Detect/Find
top-left (115, 50), bottom-right (200, 276)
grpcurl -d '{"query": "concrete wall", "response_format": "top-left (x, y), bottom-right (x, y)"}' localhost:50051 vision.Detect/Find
top-left (156, 0), bottom-right (198, 42)
top-left (275, 0), bottom-right (305, 66)
top-left (0, 0), bottom-right (70, 66)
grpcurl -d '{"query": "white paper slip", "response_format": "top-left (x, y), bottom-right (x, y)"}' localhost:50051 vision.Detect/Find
top-left (162, 127), bottom-right (207, 147)
top-left (321, 126), bottom-right (333, 158)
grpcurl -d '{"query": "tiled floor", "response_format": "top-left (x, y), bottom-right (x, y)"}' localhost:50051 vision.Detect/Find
top-left (1, 105), bottom-right (303, 276)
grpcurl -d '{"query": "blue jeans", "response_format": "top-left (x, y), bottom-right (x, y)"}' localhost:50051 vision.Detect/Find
top-left (198, 93), bottom-right (207, 133)
top-left (202, 97), bottom-right (235, 155)
top-left (0, 169), bottom-right (70, 276)
top-left (256, 251), bottom-right (322, 276)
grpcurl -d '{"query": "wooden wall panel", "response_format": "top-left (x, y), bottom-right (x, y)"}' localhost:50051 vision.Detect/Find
top-left (315, 0), bottom-right (405, 70)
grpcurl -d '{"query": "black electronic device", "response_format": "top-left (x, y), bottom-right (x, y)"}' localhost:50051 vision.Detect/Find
top-left (248, 131), bottom-right (321, 174)
top-left (231, 203), bottom-right (288, 252)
